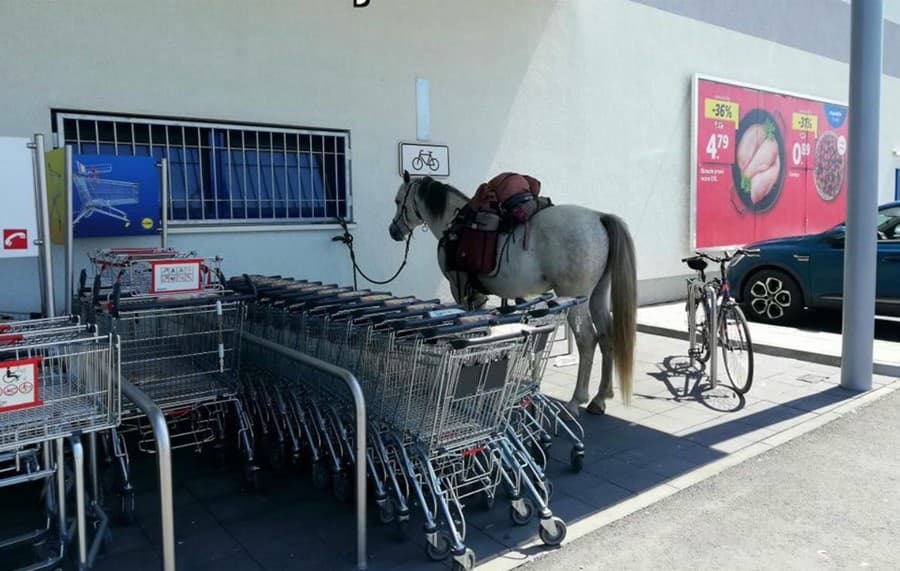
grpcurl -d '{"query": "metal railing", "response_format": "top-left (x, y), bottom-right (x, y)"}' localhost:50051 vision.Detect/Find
top-left (122, 381), bottom-right (175, 571)
top-left (240, 331), bottom-right (368, 570)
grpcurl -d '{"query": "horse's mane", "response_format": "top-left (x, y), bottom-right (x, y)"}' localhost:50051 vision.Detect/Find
top-left (416, 177), bottom-right (469, 219)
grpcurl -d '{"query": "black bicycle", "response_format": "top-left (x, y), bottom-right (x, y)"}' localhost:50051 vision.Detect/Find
top-left (682, 250), bottom-right (754, 394)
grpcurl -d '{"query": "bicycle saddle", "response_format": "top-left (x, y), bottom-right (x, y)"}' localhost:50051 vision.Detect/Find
top-left (683, 256), bottom-right (707, 271)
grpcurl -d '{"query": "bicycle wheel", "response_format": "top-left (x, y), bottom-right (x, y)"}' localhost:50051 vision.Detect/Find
top-left (429, 157), bottom-right (440, 171)
top-left (689, 294), bottom-right (711, 363)
top-left (719, 304), bottom-right (754, 394)
top-left (412, 156), bottom-right (424, 171)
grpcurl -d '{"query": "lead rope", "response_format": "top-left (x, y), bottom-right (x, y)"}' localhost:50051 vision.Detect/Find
top-left (332, 217), bottom-right (413, 290)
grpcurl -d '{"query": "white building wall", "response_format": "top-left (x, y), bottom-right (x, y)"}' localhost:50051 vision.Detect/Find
top-left (0, 0), bottom-right (898, 315)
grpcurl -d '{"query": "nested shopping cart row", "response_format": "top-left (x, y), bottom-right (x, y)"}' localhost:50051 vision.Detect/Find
top-left (0, 315), bottom-right (120, 571)
top-left (230, 274), bottom-right (588, 570)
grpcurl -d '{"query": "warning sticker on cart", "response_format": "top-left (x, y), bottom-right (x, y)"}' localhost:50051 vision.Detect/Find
top-left (150, 259), bottom-right (203, 294)
top-left (0, 357), bottom-right (41, 413)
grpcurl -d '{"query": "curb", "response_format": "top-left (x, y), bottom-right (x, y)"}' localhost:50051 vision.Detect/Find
top-left (636, 322), bottom-right (900, 377)
top-left (476, 379), bottom-right (900, 571)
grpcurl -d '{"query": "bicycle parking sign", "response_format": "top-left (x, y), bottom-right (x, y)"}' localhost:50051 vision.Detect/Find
top-left (399, 143), bottom-right (450, 177)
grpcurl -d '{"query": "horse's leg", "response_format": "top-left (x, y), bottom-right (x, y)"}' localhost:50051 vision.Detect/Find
top-left (565, 303), bottom-right (598, 417)
top-left (587, 276), bottom-right (614, 415)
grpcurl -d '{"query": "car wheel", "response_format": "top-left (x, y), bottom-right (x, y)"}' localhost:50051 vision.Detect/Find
top-left (742, 269), bottom-right (803, 324)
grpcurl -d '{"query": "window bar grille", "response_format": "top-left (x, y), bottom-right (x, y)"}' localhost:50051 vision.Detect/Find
top-left (131, 123), bottom-right (136, 156)
top-left (112, 121), bottom-right (119, 155)
top-left (241, 131), bottom-right (248, 220)
top-left (210, 130), bottom-right (219, 221)
top-left (165, 126), bottom-right (172, 220)
top-left (197, 127), bottom-right (205, 220)
top-left (94, 120), bottom-right (100, 154)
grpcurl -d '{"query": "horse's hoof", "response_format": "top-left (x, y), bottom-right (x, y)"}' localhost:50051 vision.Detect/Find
top-left (586, 401), bottom-right (606, 415)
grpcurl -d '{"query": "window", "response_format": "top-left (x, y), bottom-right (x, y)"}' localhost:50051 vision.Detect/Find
top-left (54, 112), bottom-right (351, 225)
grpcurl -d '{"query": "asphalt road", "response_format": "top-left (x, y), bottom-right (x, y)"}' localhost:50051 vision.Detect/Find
top-left (524, 387), bottom-right (900, 571)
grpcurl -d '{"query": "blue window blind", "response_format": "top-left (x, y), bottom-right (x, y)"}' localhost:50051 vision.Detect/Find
top-left (57, 114), bottom-right (350, 224)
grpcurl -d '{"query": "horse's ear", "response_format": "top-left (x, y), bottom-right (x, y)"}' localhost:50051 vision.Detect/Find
top-left (403, 170), bottom-right (410, 184)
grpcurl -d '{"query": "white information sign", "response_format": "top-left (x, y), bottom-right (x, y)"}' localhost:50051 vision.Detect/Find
top-left (151, 259), bottom-right (203, 294)
top-left (0, 357), bottom-right (41, 412)
top-left (0, 137), bottom-right (39, 259)
top-left (399, 143), bottom-right (450, 177)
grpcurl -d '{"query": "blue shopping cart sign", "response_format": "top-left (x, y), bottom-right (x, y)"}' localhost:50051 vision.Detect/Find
top-left (72, 154), bottom-right (160, 238)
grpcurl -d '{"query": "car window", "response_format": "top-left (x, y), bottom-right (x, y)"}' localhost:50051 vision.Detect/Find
top-left (879, 216), bottom-right (900, 240)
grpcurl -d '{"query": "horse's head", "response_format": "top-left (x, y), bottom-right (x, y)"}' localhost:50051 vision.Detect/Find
top-left (389, 170), bottom-right (425, 241)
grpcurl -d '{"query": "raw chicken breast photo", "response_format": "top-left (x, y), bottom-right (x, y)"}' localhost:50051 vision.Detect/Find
top-left (734, 114), bottom-right (783, 209)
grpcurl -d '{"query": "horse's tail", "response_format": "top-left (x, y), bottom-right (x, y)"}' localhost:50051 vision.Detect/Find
top-left (599, 213), bottom-right (637, 405)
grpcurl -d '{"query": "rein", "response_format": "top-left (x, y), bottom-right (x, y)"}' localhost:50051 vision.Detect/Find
top-left (332, 216), bottom-right (413, 290)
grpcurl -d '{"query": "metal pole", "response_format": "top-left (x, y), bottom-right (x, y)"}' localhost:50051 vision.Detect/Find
top-left (29, 134), bottom-right (56, 317)
top-left (239, 331), bottom-right (367, 570)
top-left (159, 158), bottom-right (169, 249)
top-left (55, 439), bottom-right (66, 537)
top-left (707, 283), bottom-right (718, 389)
top-left (70, 434), bottom-right (88, 569)
top-left (121, 380), bottom-right (175, 571)
top-left (65, 146), bottom-right (74, 315)
top-left (841, 0), bottom-right (883, 392)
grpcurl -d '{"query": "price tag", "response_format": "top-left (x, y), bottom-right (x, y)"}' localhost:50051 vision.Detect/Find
top-left (792, 113), bottom-right (818, 135)
top-left (704, 99), bottom-right (740, 127)
top-left (788, 112), bottom-right (818, 170)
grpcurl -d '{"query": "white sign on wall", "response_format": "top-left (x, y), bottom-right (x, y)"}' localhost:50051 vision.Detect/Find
top-left (399, 143), bottom-right (450, 177)
top-left (0, 137), bottom-right (39, 259)
top-left (151, 259), bottom-right (203, 294)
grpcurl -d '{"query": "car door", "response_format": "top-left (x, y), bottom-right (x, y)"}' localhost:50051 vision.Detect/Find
top-left (876, 217), bottom-right (900, 312)
top-left (807, 231), bottom-right (845, 308)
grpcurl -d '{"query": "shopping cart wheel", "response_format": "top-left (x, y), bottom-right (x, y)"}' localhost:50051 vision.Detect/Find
top-left (312, 461), bottom-right (330, 490)
top-left (452, 548), bottom-right (476, 571)
top-left (264, 439), bottom-right (286, 470)
top-left (570, 448), bottom-right (585, 473)
top-left (243, 464), bottom-right (260, 492)
top-left (377, 499), bottom-right (396, 525)
top-left (333, 470), bottom-right (352, 503)
top-left (509, 497), bottom-right (535, 526)
top-left (119, 491), bottom-right (136, 525)
top-left (481, 490), bottom-right (496, 511)
top-left (540, 479), bottom-right (554, 502)
top-left (538, 516), bottom-right (567, 547)
top-left (426, 532), bottom-right (452, 562)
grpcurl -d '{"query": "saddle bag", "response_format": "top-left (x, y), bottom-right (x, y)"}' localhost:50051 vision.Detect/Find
top-left (454, 229), bottom-right (498, 274)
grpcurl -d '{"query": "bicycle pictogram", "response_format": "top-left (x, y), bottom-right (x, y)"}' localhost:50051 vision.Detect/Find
top-left (411, 149), bottom-right (440, 172)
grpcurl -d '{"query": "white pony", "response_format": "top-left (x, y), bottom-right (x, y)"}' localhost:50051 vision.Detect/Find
top-left (389, 173), bottom-right (637, 415)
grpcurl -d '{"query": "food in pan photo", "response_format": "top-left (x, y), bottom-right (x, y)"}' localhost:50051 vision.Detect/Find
top-left (731, 108), bottom-right (786, 213)
top-left (814, 131), bottom-right (844, 201)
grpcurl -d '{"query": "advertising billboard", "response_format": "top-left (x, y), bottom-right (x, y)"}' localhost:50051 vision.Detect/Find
top-left (70, 154), bottom-right (161, 239)
top-left (692, 75), bottom-right (850, 250)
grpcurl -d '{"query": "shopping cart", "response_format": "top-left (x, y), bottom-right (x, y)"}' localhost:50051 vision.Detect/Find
top-left (72, 161), bottom-right (140, 227)
top-left (0, 323), bottom-right (120, 570)
top-left (78, 248), bottom-right (227, 313)
top-left (95, 287), bottom-right (257, 524)
top-left (234, 275), bottom-right (577, 570)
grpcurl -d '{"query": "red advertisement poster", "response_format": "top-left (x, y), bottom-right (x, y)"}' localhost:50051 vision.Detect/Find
top-left (693, 76), bottom-right (849, 249)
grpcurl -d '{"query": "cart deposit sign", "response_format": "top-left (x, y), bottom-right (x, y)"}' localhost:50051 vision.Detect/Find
top-left (692, 75), bottom-right (850, 249)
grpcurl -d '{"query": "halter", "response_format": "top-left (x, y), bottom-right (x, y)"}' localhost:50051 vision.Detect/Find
top-left (393, 179), bottom-right (426, 236)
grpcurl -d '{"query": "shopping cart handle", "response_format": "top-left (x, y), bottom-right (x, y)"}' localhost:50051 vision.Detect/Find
top-left (418, 322), bottom-right (492, 340)
top-left (446, 326), bottom-right (530, 349)
top-left (497, 293), bottom-right (555, 314)
top-left (528, 296), bottom-right (587, 317)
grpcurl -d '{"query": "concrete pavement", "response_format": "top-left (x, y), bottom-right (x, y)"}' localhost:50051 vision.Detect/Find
top-left (522, 386), bottom-right (900, 571)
